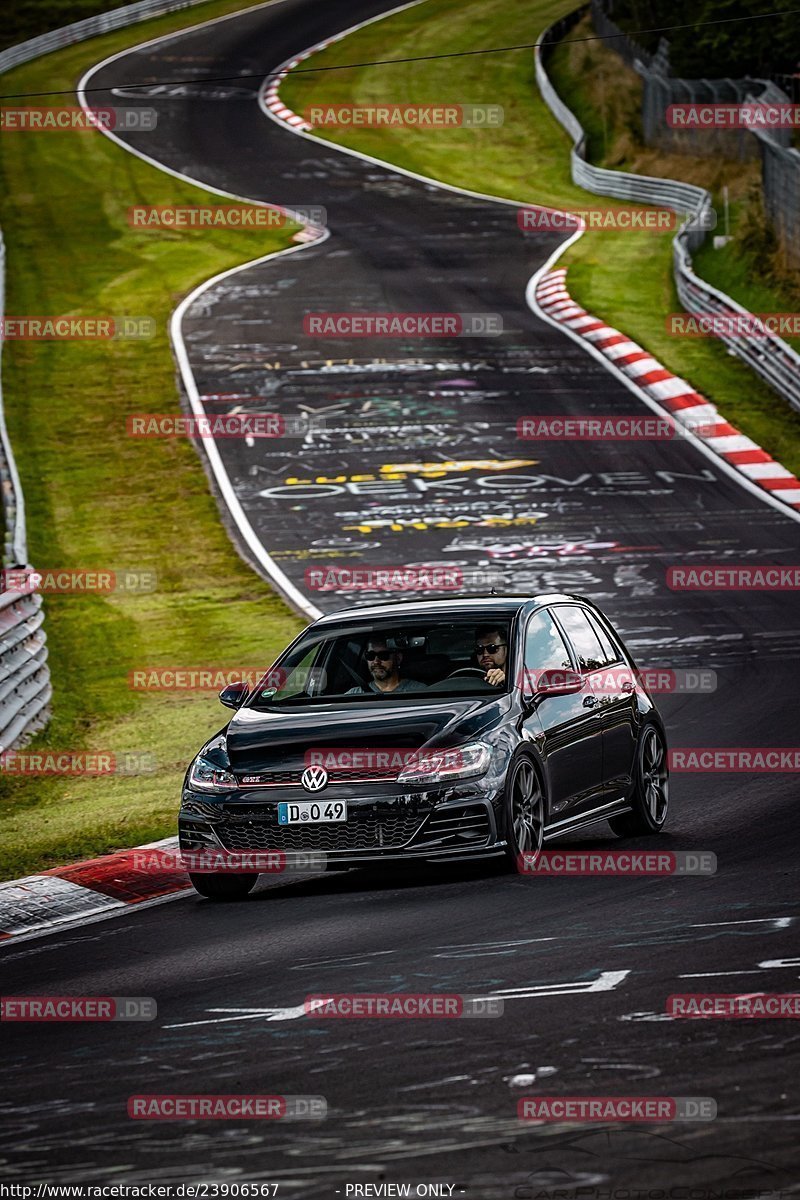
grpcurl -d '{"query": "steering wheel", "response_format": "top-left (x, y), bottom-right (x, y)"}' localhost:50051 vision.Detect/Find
top-left (446, 667), bottom-right (487, 679)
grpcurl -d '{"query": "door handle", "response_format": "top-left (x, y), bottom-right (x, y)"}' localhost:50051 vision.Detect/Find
top-left (583, 694), bottom-right (598, 707)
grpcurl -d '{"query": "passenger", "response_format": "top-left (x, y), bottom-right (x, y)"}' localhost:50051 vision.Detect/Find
top-left (346, 636), bottom-right (425, 695)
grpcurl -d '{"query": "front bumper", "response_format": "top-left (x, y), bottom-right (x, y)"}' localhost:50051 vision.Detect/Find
top-left (179, 786), bottom-right (504, 865)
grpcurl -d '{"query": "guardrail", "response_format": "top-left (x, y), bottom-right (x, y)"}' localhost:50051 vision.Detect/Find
top-left (536, 8), bottom-right (800, 415)
top-left (0, 589), bottom-right (51, 754)
top-left (0, 0), bottom-right (220, 749)
top-left (0, 233), bottom-right (27, 570)
top-left (0, 0), bottom-right (209, 73)
top-left (0, 227), bottom-right (52, 749)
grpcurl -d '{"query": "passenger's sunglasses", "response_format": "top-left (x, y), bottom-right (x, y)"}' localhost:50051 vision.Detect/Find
top-left (364, 650), bottom-right (394, 661)
top-left (475, 642), bottom-right (506, 655)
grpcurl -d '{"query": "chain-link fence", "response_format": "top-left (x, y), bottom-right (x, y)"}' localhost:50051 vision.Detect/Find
top-left (591, 0), bottom-right (771, 160)
top-left (590, 2), bottom-right (800, 276)
top-left (536, 8), bottom-right (800, 414)
top-left (757, 134), bottom-right (800, 270)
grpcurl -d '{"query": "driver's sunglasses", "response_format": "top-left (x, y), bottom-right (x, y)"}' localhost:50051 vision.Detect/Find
top-left (364, 649), bottom-right (394, 661)
top-left (475, 642), bottom-right (506, 655)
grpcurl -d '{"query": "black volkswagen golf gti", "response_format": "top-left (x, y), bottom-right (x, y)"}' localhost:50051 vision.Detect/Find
top-left (180, 594), bottom-right (669, 898)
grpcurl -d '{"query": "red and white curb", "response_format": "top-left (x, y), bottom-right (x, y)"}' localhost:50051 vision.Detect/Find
top-left (262, 62), bottom-right (312, 130)
top-left (0, 837), bottom-right (190, 942)
top-left (262, 33), bottom-right (347, 131)
top-left (535, 268), bottom-right (800, 512)
top-left (260, 0), bottom-right (428, 133)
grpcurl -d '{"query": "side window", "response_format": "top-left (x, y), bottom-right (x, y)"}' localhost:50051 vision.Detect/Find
top-left (524, 610), bottom-right (573, 677)
top-left (587, 612), bottom-right (623, 666)
top-left (552, 606), bottom-right (607, 672)
top-left (270, 644), bottom-right (322, 699)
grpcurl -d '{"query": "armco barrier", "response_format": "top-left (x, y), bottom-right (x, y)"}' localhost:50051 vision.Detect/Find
top-left (0, 0), bottom-right (209, 73)
top-left (0, 231), bottom-right (52, 749)
top-left (0, 0), bottom-right (222, 749)
top-left (536, 9), bottom-right (800, 415)
top-left (0, 589), bottom-right (51, 753)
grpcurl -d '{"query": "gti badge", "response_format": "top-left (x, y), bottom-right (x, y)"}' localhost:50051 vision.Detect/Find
top-left (301, 765), bottom-right (328, 792)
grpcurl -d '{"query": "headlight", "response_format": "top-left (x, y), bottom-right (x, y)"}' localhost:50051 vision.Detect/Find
top-left (397, 741), bottom-right (491, 786)
top-left (188, 754), bottom-right (238, 794)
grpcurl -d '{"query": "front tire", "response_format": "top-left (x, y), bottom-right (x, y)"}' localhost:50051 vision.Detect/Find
top-left (503, 755), bottom-right (545, 873)
top-left (189, 872), bottom-right (258, 900)
top-left (609, 724), bottom-right (669, 837)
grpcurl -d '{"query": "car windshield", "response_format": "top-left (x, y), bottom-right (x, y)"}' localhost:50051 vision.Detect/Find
top-left (246, 617), bottom-right (515, 708)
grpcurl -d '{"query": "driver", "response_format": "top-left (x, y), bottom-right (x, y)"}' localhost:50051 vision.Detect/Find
top-left (475, 625), bottom-right (508, 687)
top-left (346, 635), bottom-right (425, 695)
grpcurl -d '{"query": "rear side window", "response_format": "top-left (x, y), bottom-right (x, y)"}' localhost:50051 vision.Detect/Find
top-left (524, 610), bottom-right (573, 674)
top-left (587, 612), bottom-right (623, 666)
top-left (552, 606), bottom-right (607, 672)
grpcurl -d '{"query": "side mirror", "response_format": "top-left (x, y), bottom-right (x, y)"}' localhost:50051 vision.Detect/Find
top-left (219, 681), bottom-right (249, 709)
top-left (532, 668), bottom-right (584, 697)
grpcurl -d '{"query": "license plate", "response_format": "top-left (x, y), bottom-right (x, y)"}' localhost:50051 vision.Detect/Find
top-left (278, 800), bottom-right (348, 824)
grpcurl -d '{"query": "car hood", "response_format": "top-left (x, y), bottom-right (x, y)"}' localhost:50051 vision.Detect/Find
top-left (223, 693), bottom-right (512, 773)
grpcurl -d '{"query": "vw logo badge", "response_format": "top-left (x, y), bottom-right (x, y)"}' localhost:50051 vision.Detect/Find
top-left (301, 765), bottom-right (328, 792)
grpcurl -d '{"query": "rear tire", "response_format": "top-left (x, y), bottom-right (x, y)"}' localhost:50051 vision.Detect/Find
top-left (503, 755), bottom-right (545, 873)
top-left (609, 724), bottom-right (669, 837)
top-left (189, 872), bottom-right (258, 900)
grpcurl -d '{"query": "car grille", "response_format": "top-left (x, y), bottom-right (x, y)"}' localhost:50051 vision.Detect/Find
top-left (236, 768), bottom-right (398, 787)
top-left (214, 806), bottom-right (429, 852)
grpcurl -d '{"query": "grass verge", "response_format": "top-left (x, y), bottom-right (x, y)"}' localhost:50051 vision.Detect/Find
top-left (0, 0), bottom-right (306, 880)
top-left (281, 0), bottom-right (800, 477)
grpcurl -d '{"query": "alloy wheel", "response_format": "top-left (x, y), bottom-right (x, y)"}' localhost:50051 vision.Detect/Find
top-left (641, 727), bottom-right (669, 825)
top-left (511, 758), bottom-right (544, 857)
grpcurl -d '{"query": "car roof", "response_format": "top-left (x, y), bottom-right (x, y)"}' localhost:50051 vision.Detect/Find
top-left (312, 593), bottom-right (588, 626)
